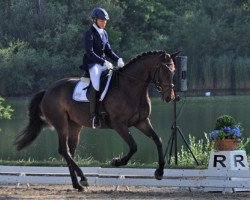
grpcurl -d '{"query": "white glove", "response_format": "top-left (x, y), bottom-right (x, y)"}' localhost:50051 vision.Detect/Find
top-left (117, 58), bottom-right (125, 68)
top-left (104, 60), bottom-right (113, 70)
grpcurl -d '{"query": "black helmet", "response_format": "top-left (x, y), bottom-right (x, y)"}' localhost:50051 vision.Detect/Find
top-left (91, 7), bottom-right (109, 20)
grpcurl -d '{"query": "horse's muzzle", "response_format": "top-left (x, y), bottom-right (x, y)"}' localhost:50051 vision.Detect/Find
top-left (170, 90), bottom-right (176, 101)
top-left (164, 89), bottom-right (175, 102)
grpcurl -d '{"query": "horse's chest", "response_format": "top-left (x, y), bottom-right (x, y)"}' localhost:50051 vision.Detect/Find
top-left (128, 101), bottom-right (151, 125)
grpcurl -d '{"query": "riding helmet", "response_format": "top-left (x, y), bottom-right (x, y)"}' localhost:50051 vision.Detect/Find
top-left (91, 7), bottom-right (109, 20)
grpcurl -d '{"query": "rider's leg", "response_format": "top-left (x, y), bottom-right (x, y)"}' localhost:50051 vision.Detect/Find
top-left (89, 88), bottom-right (100, 128)
top-left (89, 64), bottom-right (104, 129)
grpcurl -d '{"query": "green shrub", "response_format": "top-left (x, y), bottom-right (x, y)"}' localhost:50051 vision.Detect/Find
top-left (214, 115), bottom-right (236, 130)
top-left (0, 97), bottom-right (13, 131)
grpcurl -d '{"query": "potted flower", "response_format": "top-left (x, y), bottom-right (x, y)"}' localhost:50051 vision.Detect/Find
top-left (209, 115), bottom-right (243, 151)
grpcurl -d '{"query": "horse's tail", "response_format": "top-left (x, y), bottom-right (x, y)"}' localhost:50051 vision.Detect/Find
top-left (14, 90), bottom-right (47, 151)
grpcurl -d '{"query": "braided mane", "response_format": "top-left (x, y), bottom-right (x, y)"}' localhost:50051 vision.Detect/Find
top-left (124, 50), bottom-right (166, 67)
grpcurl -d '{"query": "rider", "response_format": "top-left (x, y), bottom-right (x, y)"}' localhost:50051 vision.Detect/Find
top-left (83, 7), bottom-right (125, 129)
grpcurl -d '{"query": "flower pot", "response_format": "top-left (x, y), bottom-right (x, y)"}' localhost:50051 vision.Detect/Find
top-left (215, 139), bottom-right (240, 151)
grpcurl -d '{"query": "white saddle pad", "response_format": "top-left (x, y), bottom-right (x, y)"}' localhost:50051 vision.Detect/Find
top-left (72, 71), bottom-right (113, 102)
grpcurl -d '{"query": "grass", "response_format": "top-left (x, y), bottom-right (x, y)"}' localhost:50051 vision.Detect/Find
top-left (1, 134), bottom-right (249, 168)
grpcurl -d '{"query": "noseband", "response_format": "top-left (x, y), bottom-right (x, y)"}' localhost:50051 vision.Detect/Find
top-left (152, 63), bottom-right (174, 95)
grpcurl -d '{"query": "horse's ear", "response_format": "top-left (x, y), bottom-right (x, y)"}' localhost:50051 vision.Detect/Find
top-left (171, 51), bottom-right (181, 58)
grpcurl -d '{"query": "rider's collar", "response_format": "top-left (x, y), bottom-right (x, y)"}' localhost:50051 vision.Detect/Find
top-left (93, 24), bottom-right (104, 35)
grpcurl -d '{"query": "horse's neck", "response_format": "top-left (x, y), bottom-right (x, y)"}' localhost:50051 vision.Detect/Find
top-left (123, 57), bottom-right (157, 81)
top-left (117, 57), bottom-right (158, 98)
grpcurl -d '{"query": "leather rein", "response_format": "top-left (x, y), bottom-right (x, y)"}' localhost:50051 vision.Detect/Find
top-left (115, 62), bottom-right (174, 95)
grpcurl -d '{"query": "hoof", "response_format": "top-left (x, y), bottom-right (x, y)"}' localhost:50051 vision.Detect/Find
top-left (73, 185), bottom-right (84, 192)
top-left (154, 169), bottom-right (163, 180)
top-left (80, 180), bottom-right (89, 187)
top-left (111, 158), bottom-right (123, 167)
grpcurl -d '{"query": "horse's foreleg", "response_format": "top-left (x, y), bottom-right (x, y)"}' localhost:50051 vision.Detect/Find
top-left (111, 123), bottom-right (137, 166)
top-left (135, 118), bottom-right (165, 180)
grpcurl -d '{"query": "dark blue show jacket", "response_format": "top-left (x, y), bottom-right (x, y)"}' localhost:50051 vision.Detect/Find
top-left (82, 26), bottom-right (119, 70)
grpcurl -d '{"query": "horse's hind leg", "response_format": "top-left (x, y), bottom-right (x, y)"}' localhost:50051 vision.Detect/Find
top-left (55, 115), bottom-right (86, 191)
top-left (67, 120), bottom-right (88, 187)
top-left (58, 141), bottom-right (83, 190)
top-left (111, 123), bottom-right (137, 166)
top-left (135, 118), bottom-right (165, 180)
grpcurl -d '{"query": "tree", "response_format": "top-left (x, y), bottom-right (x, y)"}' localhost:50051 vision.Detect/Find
top-left (0, 0), bottom-right (249, 95)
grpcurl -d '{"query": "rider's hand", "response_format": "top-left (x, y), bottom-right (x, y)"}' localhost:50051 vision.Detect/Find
top-left (117, 58), bottom-right (125, 68)
top-left (104, 60), bottom-right (113, 70)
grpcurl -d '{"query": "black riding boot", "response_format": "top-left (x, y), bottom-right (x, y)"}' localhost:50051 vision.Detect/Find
top-left (89, 88), bottom-right (100, 129)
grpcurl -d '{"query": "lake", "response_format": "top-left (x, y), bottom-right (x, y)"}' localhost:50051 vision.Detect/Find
top-left (0, 95), bottom-right (249, 164)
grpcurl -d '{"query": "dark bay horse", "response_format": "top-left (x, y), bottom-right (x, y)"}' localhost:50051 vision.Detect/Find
top-left (15, 50), bottom-right (178, 191)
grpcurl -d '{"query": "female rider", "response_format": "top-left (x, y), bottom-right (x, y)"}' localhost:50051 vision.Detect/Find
top-left (83, 7), bottom-right (125, 128)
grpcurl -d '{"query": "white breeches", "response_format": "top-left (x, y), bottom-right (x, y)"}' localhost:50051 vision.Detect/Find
top-left (89, 64), bottom-right (108, 91)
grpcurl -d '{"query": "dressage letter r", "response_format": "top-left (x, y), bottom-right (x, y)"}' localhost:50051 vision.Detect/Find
top-left (234, 155), bottom-right (245, 167)
top-left (213, 155), bottom-right (226, 167)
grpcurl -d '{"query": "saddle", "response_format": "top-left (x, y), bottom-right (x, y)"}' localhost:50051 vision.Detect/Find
top-left (72, 69), bottom-right (115, 128)
top-left (72, 70), bottom-right (112, 102)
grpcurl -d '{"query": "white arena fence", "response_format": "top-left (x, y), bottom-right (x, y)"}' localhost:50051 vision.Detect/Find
top-left (0, 166), bottom-right (250, 193)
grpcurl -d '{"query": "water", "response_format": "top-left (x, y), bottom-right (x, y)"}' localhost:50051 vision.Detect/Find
top-left (0, 96), bottom-right (249, 164)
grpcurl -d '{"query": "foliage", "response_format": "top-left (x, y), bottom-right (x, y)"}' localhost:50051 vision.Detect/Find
top-left (209, 115), bottom-right (243, 141)
top-left (0, 0), bottom-right (250, 96)
top-left (0, 96), bottom-right (13, 131)
top-left (215, 114), bottom-right (236, 129)
top-left (239, 137), bottom-right (250, 150)
top-left (170, 133), bottom-right (215, 166)
top-left (0, 97), bottom-right (13, 120)
top-left (0, 40), bottom-right (80, 96)
top-left (168, 133), bottom-right (250, 167)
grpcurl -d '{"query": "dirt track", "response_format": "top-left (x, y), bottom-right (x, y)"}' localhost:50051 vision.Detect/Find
top-left (0, 185), bottom-right (250, 199)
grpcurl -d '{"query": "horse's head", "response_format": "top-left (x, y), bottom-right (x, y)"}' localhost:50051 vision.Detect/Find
top-left (152, 51), bottom-right (180, 102)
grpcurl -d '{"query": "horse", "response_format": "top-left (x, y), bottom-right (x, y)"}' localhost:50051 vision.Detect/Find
top-left (14, 50), bottom-right (178, 191)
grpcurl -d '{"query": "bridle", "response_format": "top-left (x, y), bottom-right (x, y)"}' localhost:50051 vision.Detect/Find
top-left (114, 61), bottom-right (175, 95)
top-left (151, 62), bottom-right (175, 95)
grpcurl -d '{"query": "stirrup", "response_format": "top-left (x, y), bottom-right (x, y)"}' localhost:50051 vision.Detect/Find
top-left (92, 116), bottom-right (100, 129)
